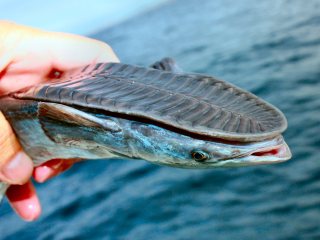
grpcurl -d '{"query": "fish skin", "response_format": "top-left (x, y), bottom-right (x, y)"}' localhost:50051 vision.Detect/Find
top-left (0, 97), bottom-right (291, 203)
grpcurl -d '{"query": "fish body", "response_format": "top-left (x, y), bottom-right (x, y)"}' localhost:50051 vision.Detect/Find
top-left (0, 58), bottom-right (291, 202)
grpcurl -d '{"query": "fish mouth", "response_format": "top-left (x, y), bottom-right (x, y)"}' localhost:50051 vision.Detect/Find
top-left (250, 143), bottom-right (290, 159)
top-left (201, 136), bottom-right (292, 168)
top-left (214, 141), bottom-right (292, 167)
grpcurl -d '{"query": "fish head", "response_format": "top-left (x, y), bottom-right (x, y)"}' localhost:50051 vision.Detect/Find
top-left (131, 123), bottom-right (291, 168)
top-left (182, 136), bottom-right (291, 168)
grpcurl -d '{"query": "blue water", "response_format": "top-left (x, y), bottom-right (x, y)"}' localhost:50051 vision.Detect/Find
top-left (1, 0), bottom-right (320, 239)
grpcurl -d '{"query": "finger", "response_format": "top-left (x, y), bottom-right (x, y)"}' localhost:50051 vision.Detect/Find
top-left (0, 23), bottom-right (120, 95)
top-left (33, 159), bottom-right (76, 183)
top-left (6, 180), bottom-right (41, 221)
top-left (0, 151), bottom-right (33, 185)
top-left (0, 112), bottom-right (33, 184)
top-left (43, 32), bottom-right (120, 70)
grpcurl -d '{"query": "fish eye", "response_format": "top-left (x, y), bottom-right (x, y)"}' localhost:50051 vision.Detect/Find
top-left (191, 150), bottom-right (210, 162)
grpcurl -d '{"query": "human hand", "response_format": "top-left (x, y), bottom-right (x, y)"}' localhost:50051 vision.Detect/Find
top-left (0, 21), bottom-right (119, 221)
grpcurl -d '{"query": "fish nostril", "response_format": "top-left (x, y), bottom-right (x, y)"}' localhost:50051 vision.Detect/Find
top-left (232, 150), bottom-right (241, 155)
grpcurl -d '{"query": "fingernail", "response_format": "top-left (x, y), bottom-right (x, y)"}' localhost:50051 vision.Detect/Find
top-left (33, 159), bottom-right (63, 183)
top-left (33, 165), bottom-right (54, 183)
top-left (1, 151), bottom-right (33, 184)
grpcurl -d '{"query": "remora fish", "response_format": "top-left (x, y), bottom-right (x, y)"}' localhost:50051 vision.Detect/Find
top-left (0, 58), bottom-right (291, 202)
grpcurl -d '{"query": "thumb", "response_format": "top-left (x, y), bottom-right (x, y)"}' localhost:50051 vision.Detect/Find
top-left (0, 112), bottom-right (33, 184)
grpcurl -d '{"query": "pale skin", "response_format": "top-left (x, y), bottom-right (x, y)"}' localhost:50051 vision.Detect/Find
top-left (0, 21), bottom-right (119, 221)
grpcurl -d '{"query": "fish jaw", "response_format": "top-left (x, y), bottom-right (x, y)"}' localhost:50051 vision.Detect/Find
top-left (209, 141), bottom-right (292, 168)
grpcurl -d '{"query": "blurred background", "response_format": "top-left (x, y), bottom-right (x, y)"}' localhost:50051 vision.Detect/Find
top-left (1, 0), bottom-right (320, 239)
top-left (0, 0), bottom-right (169, 35)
